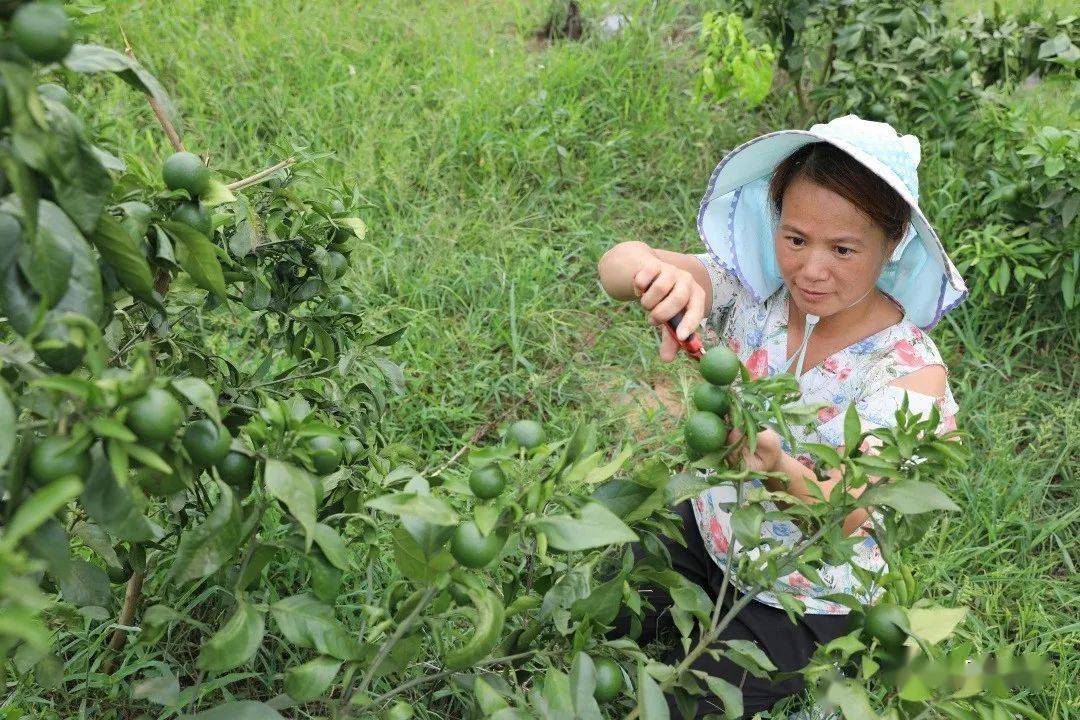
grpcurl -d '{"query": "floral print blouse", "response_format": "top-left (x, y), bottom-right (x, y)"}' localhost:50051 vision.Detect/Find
top-left (690, 254), bottom-right (959, 615)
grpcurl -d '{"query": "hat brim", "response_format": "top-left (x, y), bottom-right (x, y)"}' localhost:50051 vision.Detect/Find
top-left (697, 130), bottom-right (968, 329)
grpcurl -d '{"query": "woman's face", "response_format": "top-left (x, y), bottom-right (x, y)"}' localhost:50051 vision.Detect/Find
top-left (773, 176), bottom-right (897, 317)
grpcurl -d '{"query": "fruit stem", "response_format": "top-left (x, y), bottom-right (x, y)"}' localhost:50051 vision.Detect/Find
top-left (226, 156), bottom-right (297, 191)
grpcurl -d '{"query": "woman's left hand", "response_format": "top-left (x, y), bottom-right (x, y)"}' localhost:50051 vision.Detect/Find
top-left (727, 426), bottom-right (783, 473)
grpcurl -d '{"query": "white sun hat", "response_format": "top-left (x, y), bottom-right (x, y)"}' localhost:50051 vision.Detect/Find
top-left (697, 114), bottom-right (967, 329)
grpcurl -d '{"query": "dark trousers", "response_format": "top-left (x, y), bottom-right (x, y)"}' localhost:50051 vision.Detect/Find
top-left (626, 501), bottom-right (849, 719)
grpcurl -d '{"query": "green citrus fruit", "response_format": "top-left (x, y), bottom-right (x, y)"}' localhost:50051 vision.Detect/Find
top-left (506, 419), bottom-right (545, 450)
top-left (592, 656), bottom-right (624, 702)
top-left (107, 560), bottom-right (132, 585)
top-left (133, 467), bottom-right (187, 496)
top-left (215, 450), bottom-right (255, 493)
top-left (28, 436), bottom-right (90, 483)
top-left (12, 2), bottom-right (73, 63)
top-left (699, 347), bottom-right (740, 386)
top-left (307, 435), bottom-right (343, 475)
top-left (162, 151), bottom-right (211, 197)
top-left (171, 202), bottom-right (212, 236)
top-left (692, 382), bottom-right (730, 415)
top-left (325, 251), bottom-right (348, 279)
top-left (450, 521), bottom-right (505, 568)
top-left (37, 82), bottom-right (73, 109)
top-left (125, 388), bottom-right (184, 444)
top-left (182, 419), bottom-right (231, 467)
top-left (469, 465), bottom-right (506, 500)
top-left (951, 48), bottom-right (969, 68)
top-left (864, 603), bottom-right (908, 649)
top-left (328, 293), bottom-right (354, 313)
top-left (342, 435), bottom-right (363, 463)
top-left (685, 410), bottom-right (728, 456)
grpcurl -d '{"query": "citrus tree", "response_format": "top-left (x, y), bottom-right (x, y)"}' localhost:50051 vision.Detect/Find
top-left (347, 348), bottom-right (1044, 720)
top-left (0, 0), bottom-right (401, 713)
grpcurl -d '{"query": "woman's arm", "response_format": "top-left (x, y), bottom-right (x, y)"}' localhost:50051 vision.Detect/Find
top-left (597, 241), bottom-right (712, 359)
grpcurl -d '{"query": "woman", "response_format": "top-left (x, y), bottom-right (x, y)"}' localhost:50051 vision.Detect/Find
top-left (597, 115), bottom-right (966, 716)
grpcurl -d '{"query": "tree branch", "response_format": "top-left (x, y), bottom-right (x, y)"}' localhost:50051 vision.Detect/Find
top-left (120, 29), bottom-right (184, 153)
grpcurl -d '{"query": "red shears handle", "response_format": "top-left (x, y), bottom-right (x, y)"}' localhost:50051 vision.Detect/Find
top-left (664, 312), bottom-right (703, 361)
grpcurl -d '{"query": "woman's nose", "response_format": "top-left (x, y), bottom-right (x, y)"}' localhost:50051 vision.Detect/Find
top-left (800, 251), bottom-right (831, 280)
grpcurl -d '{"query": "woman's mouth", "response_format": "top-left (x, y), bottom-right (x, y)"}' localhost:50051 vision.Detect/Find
top-left (798, 287), bottom-right (829, 303)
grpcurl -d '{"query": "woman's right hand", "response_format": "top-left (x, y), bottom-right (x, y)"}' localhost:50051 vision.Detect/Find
top-left (632, 259), bottom-right (707, 362)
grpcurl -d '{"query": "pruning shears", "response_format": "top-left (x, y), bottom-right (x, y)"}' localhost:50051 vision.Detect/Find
top-left (664, 311), bottom-right (703, 361)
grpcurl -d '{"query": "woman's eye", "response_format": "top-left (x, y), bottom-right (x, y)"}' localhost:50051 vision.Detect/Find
top-left (835, 246), bottom-right (854, 256)
top-left (788, 237), bottom-right (805, 247)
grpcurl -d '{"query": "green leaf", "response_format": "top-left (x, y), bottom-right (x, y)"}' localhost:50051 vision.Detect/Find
top-left (201, 178), bottom-right (235, 207)
top-left (90, 214), bottom-right (154, 303)
top-left (0, 146), bottom-right (38, 239)
top-left (132, 669), bottom-right (181, 707)
top-left (162, 220), bottom-right (226, 298)
top-left (692, 671), bottom-right (742, 719)
top-left (366, 491), bottom-right (459, 526)
top-left (636, 664), bottom-right (670, 720)
top-left (179, 701), bottom-right (284, 720)
top-left (57, 558), bottom-right (112, 608)
top-left (859, 479), bottom-right (960, 514)
top-left (582, 445), bottom-right (633, 485)
top-left (825, 679), bottom-right (878, 720)
top-left (21, 224), bottom-right (71, 310)
top-left (171, 377), bottom-right (221, 423)
top-left (569, 653), bottom-right (604, 720)
top-left (529, 669), bottom-right (575, 720)
top-left (0, 609), bottom-right (51, 651)
top-left (265, 459), bottom-right (320, 550)
top-left (90, 416), bottom-right (136, 442)
top-left (843, 402), bottom-right (862, 454)
top-left (126, 442), bottom-right (173, 474)
top-left (391, 525), bottom-right (454, 583)
top-left (169, 482), bottom-right (242, 583)
top-left (313, 523), bottom-right (350, 571)
top-left (1, 476), bottom-right (82, 551)
top-left (534, 502), bottom-right (639, 551)
top-left (269, 594), bottom-right (362, 661)
top-left (905, 606), bottom-right (967, 645)
top-left (721, 639), bottom-right (777, 676)
top-left (337, 217), bottom-right (367, 240)
top-left (45, 101), bottom-right (111, 233)
top-left (730, 505), bottom-right (764, 549)
top-left (63, 45), bottom-right (181, 131)
top-left (284, 655), bottom-right (342, 702)
top-left (237, 543), bottom-right (278, 591)
top-left (591, 478), bottom-right (656, 519)
top-left (474, 676), bottom-right (510, 713)
top-left (197, 600), bottom-right (265, 673)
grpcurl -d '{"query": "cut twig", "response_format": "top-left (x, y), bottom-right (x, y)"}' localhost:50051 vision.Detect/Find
top-left (120, 28), bottom-right (184, 153)
top-left (227, 156), bottom-right (297, 191)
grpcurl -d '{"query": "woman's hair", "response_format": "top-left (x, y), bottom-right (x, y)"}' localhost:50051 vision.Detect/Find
top-left (768, 142), bottom-right (911, 245)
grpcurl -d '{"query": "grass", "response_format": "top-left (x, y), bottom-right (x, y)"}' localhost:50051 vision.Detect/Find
top-left (55, 0), bottom-right (1080, 716)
